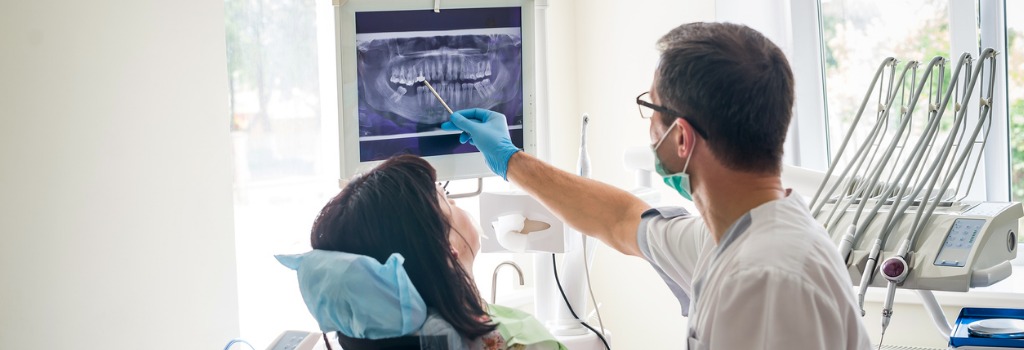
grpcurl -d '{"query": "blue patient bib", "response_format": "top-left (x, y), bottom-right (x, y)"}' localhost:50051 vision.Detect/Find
top-left (275, 250), bottom-right (428, 339)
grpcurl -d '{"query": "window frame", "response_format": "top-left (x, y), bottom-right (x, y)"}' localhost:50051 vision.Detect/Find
top-left (978, 0), bottom-right (1012, 203)
top-left (792, 0), bottom-right (1014, 201)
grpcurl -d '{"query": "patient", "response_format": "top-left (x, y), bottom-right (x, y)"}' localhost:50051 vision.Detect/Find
top-left (307, 154), bottom-right (561, 349)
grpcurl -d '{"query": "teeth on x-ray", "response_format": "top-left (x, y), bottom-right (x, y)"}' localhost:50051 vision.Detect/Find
top-left (389, 86), bottom-right (407, 103)
top-left (473, 81), bottom-right (485, 99)
top-left (388, 59), bottom-right (494, 88)
top-left (358, 34), bottom-right (522, 124)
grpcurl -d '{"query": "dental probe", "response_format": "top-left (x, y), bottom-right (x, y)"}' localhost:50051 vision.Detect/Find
top-left (417, 76), bottom-right (454, 115)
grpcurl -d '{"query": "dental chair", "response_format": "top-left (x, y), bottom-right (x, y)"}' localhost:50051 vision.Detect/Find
top-left (335, 333), bottom-right (449, 350)
top-left (275, 250), bottom-right (473, 350)
top-left (332, 311), bottom-right (471, 350)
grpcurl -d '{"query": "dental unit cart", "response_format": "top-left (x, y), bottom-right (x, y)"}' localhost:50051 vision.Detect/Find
top-left (781, 50), bottom-right (1024, 350)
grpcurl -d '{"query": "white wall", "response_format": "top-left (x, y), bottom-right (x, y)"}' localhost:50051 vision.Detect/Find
top-left (566, 1), bottom-right (716, 348)
top-left (542, 0), bottom-right (584, 171)
top-left (0, 1), bottom-right (240, 349)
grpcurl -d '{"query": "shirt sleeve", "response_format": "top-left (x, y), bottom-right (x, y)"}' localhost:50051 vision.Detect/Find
top-left (636, 207), bottom-right (708, 316)
top-left (705, 267), bottom-right (856, 350)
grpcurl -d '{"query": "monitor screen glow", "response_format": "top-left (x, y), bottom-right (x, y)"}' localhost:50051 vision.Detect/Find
top-left (354, 7), bottom-right (525, 162)
top-left (337, 1), bottom-right (536, 181)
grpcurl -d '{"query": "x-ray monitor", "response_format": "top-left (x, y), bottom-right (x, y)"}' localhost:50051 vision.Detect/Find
top-left (337, 0), bottom-right (537, 181)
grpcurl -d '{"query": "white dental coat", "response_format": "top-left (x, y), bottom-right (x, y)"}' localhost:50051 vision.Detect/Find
top-left (637, 191), bottom-right (872, 349)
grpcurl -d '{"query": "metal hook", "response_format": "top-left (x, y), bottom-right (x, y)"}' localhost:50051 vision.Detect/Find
top-left (447, 178), bottom-right (484, 199)
top-left (490, 261), bottom-right (524, 304)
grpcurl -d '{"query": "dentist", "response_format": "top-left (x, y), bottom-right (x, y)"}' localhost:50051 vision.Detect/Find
top-left (442, 22), bottom-right (871, 349)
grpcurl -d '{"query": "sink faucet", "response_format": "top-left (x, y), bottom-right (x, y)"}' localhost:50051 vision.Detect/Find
top-left (490, 261), bottom-right (525, 304)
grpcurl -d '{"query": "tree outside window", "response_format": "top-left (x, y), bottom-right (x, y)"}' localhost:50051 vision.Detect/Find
top-left (821, 0), bottom-right (952, 169)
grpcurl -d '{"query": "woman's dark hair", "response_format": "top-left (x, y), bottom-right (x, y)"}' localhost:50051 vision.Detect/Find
top-left (310, 154), bottom-right (495, 339)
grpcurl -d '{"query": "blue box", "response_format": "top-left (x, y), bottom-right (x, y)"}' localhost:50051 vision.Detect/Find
top-left (951, 308), bottom-right (1024, 348)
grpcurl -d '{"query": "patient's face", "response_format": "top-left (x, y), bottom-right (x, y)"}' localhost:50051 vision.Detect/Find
top-left (436, 186), bottom-right (481, 267)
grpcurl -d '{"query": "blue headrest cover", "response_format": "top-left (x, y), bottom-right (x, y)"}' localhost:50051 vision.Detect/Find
top-left (275, 250), bottom-right (428, 339)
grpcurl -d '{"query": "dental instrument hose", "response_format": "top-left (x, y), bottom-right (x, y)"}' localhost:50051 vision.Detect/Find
top-left (577, 114), bottom-right (606, 337)
top-left (549, 114), bottom-right (610, 349)
top-left (849, 57), bottom-right (945, 317)
top-left (877, 51), bottom-right (996, 350)
top-left (874, 60), bottom-right (951, 350)
top-left (553, 253), bottom-right (611, 349)
top-left (809, 58), bottom-right (895, 212)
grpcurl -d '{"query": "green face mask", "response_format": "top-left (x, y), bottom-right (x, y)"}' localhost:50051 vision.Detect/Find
top-left (651, 122), bottom-right (694, 201)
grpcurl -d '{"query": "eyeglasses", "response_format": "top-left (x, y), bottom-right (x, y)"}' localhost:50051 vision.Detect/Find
top-left (636, 91), bottom-right (709, 140)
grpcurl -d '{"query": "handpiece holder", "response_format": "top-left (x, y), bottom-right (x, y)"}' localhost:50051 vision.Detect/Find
top-left (478, 191), bottom-right (600, 338)
top-left (479, 191), bottom-right (567, 254)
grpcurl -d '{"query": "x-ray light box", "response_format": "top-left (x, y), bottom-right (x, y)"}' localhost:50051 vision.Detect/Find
top-left (337, 0), bottom-right (538, 181)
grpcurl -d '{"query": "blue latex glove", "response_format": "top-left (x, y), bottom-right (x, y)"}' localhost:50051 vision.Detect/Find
top-left (440, 108), bottom-right (521, 180)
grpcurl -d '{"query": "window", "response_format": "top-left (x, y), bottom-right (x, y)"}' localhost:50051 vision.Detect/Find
top-left (1006, 1), bottom-right (1024, 201)
top-left (225, 0), bottom-right (331, 184)
top-left (820, 0), bottom-right (952, 169)
top-left (225, 0), bottom-right (339, 346)
top-left (223, 2), bottom-right (522, 346)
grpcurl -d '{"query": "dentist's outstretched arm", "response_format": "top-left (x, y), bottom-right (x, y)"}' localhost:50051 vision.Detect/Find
top-left (442, 109), bottom-right (649, 256)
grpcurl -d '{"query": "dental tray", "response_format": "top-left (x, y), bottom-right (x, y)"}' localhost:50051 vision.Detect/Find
top-left (951, 308), bottom-right (1024, 348)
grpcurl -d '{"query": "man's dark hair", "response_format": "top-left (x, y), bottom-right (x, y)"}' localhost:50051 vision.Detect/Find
top-left (656, 22), bottom-right (794, 174)
top-left (311, 154), bottom-right (496, 339)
